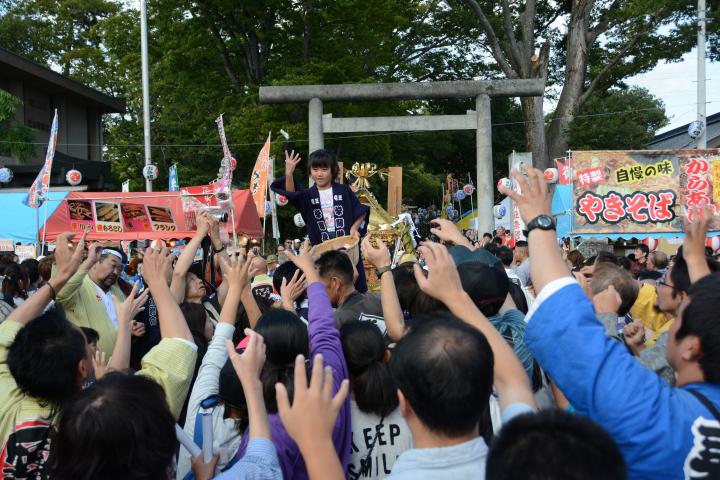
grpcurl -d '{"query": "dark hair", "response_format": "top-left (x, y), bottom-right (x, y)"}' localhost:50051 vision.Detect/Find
top-left (515, 240), bottom-right (528, 249)
top-left (486, 409), bottom-right (626, 480)
top-left (2, 263), bottom-right (28, 305)
top-left (272, 260), bottom-right (307, 302)
top-left (8, 308), bottom-right (86, 406)
top-left (180, 302), bottom-right (209, 351)
top-left (616, 256), bottom-right (632, 271)
top-left (341, 321), bottom-right (398, 417)
top-left (492, 237), bottom-right (503, 246)
top-left (316, 250), bottom-right (354, 286)
top-left (392, 267), bottom-right (420, 315)
top-left (21, 258), bottom-right (40, 284)
top-left (484, 242), bottom-right (498, 255)
top-left (307, 149), bottom-right (339, 180)
top-left (483, 232), bottom-right (492, 240)
top-left (390, 314), bottom-right (493, 437)
top-left (219, 356), bottom-right (249, 429)
top-left (507, 281), bottom-right (528, 315)
top-left (38, 255), bottom-right (54, 282)
top-left (566, 250), bottom-right (585, 270)
top-left (636, 244), bottom-right (650, 256)
top-left (458, 262), bottom-right (509, 317)
top-left (677, 273), bottom-right (720, 384)
top-left (705, 246), bottom-right (714, 257)
top-left (80, 327), bottom-right (100, 345)
top-left (595, 251), bottom-right (618, 266)
top-left (255, 309), bottom-right (309, 412)
top-left (590, 263), bottom-right (639, 317)
top-left (496, 246), bottom-right (514, 267)
top-left (51, 373), bottom-right (176, 480)
top-left (670, 247), bottom-right (720, 297)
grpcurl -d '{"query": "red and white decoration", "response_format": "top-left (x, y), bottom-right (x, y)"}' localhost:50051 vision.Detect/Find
top-left (66, 169), bottom-right (82, 186)
top-left (706, 236), bottom-right (720, 252)
top-left (463, 184), bottom-right (475, 195)
top-left (544, 168), bottom-right (559, 184)
top-left (275, 193), bottom-right (288, 206)
top-left (642, 238), bottom-right (659, 252)
top-left (497, 178), bottom-right (513, 191)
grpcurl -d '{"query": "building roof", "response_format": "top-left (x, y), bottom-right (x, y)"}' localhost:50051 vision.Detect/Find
top-left (0, 47), bottom-right (125, 113)
top-left (648, 111), bottom-right (720, 149)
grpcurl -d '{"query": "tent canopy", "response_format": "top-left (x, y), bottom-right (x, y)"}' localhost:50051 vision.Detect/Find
top-left (0, 191), bottom-right (69, 243)
top-left (40, 186), bottom-right (263, 241)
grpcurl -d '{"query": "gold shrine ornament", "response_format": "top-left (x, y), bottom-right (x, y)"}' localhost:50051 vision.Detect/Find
top-left (345, 162), bottom-right (388, 190)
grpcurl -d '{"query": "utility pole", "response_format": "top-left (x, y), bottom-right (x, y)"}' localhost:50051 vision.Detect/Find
top-left (697, 0), bottom-right (707, 149)
top-left (140, 0), bottom-right (153, 191)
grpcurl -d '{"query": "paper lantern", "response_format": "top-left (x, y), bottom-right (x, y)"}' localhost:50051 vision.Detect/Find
top-left (688, 121), bottom-right (704, 139)
top-left (497, 178), bottom-right (513, 191)
top-left (0, 167), bottom-right (13, 184)
top-left (544, 168), bottom-right (559, 184)
top-left (463, 184), bottom-right (475, 195)
top-left (455, 190), bottom-right (466, 201)
top-left (705, 236), bottom-right (720, 252)
top-left (66, 169), bottom-right (82, 186)
top-left (294, 213), bottom-right (305, 228)
top-left (276, 194), bottom-right (288, 206)
top-left (142, 164), bottom-right (158, 181)
top-left (493, 205), bottom-right (507, 219)
top-left (230, 157), bottom-right (237, 171)
top-left (641, 238), bottom-right (659, 252)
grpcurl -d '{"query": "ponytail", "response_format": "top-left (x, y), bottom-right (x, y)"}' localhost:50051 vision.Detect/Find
top-left (341, 321), bottom-right (398, 417)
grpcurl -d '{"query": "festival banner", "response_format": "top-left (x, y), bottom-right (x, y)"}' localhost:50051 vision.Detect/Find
top-left (168, 164), bottom-right (179, 192)
top-left (24, 109), bottom-right (58, 208)
top-left (250, 133), bottom-right (272, 217)
top-left (572, 149), bottom-right (720, 236)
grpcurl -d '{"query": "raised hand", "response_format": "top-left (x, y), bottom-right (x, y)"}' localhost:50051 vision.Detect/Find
top-left (113, 281), bottom-right (149, 326)
top-left (286, 243), bottom-right (319, 283)
top-left (623, 321), bottom-right (646, 355)
top-left (195, 211), bottom-right (212, 237)
top-left (683, 206), bottom-right (715, 282)
top-left (499, 164), bottom-right (552, 225)
top-left (430, 218), bottom-right (472, 247)
top-left (361, 236), bottom-right (390, 269)
top-left (285, 150), bottom-right (302, 175)
top-left (218, 252), bottom-right (251, 290)
top-left (55, 231), bottom-right (88, 280)
top-left (92, 350), bottom-right (110, 380)
top-left (225, 330), bottom-right (266, 387)
top-left (276, 353), bottom-right (349, 449)
top-left (412, 241), bottom-right (464, 306)
top-left (280, 269), bottom-right (307, 310)
top-left (143, 246), bottom-right (176, 290)
top-left (80, 241), bottom-right (104, 271)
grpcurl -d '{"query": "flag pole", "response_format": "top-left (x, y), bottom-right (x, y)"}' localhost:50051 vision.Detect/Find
top-left (41, 195), bottom-right (49, 254)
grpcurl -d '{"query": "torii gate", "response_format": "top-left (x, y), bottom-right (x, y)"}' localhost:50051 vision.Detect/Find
top-left (259, 80), bottom-right (545, 233)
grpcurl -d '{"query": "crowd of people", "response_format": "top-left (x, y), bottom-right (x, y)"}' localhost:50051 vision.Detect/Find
top-left (0, 164), bottom-right (719, 479)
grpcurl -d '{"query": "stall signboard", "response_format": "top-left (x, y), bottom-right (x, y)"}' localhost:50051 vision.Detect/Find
top-left (15, 244), bottom-right (35, 261)
top-left (0, 240), bottom-right (14, 252)
top-left (572, 150), bottom-right (720, 236)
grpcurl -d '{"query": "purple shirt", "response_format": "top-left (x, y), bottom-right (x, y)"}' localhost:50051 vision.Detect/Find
top-left (232, 282), bottom-right (351, 479)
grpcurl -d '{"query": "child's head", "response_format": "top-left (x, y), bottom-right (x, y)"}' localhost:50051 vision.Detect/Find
top-left (308, 149), bottom-right (338, 188)
top-left (80, 327), bottom-right (100, 355)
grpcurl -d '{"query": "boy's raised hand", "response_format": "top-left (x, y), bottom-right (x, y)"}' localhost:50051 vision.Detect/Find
top-left (499, 165), bottom-right (552, 225)
top-left (285, 150), bottom-right (302, 175)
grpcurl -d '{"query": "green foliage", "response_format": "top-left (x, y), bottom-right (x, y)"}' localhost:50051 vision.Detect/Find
top-left (567, 87), bottom-right (669, 150)
top-left (0, 89), bottom-right (36, 161)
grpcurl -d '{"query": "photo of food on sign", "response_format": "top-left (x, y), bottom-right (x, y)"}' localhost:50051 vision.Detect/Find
top-left (67, 200), bottom-right (93, 221)
top-left (94, 202), bottom-right (121, 223)
top-left (572, 150), bottom-right (720, 235)
top-left (147, 205), bottom-right (176, 231)
top-left (121, 203), bottom-right (152, 231)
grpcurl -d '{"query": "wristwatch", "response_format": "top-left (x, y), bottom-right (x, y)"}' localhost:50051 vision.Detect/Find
top-left (376, 265), bottom-right (392, 277)
top-left (212, 244), bottom-right (226, 253)
top-left (523, 214), bottom-right (556, 237)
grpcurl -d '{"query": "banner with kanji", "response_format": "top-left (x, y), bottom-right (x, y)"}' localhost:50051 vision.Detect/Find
top-left (572, 149), bottom-right (720, 236)
top-left (24, 109), bottom-right (58, 208)
top-left (250, 133), bottom-right (271, 217)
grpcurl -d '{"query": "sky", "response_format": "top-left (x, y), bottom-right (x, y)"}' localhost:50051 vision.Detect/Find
top-left (626, 48), bottom-right (719, 134)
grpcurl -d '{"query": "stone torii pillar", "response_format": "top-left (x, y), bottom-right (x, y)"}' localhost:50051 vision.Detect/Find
top-left (259, 79), bottom-right (545, 234)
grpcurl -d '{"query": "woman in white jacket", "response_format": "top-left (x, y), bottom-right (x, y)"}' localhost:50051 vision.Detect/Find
top-left (176, 253), bottom-right (263, 479)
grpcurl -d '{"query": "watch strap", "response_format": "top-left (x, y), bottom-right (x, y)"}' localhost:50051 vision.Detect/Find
top-left (376, 266), bottom-right (392, 277)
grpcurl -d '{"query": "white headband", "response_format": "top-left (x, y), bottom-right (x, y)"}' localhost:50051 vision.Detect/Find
top-left (102, 249), bottom-right (123, 261)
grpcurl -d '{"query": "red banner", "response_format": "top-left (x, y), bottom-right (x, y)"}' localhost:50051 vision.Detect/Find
top-left (251, 133), bottom-right (271, 217)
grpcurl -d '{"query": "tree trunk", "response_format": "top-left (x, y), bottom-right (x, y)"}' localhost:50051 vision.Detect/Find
top-left (521, 95), bottom-right (549, 170)
top-left (546, 3), bottom-right (591, 159)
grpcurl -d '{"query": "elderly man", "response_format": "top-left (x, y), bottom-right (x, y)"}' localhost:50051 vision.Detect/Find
top-left (56, 246), bottom-right (126, 355)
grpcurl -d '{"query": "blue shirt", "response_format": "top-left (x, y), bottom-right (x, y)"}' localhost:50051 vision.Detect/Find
top-left (214, 438), bottom-right (282, 480)
top-left (525, 278), bottom-right (720, 479)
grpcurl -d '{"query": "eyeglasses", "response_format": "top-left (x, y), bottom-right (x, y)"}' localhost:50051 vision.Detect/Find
top-left (657, 278), bottom-right (677, 290)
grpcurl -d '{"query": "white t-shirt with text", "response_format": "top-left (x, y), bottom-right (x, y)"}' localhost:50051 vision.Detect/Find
top-left (319, 187), bottom-right (335, 233)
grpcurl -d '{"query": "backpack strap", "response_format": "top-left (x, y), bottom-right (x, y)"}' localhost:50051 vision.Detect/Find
top-left (686, 389), bottom-right (720, 422)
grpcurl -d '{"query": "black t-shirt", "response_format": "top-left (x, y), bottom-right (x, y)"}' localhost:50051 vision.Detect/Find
top-left (334, 291), bottom-right (387, 335)
top-left (130, 291), bottom-right (160, 370)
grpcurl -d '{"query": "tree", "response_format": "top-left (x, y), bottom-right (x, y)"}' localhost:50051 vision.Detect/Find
top-left (454, 0), bottom-right (703, 169)
top-left (567, 87), bottom-right (668, 151)
top-left (0, 90), bottom-right (36, 162)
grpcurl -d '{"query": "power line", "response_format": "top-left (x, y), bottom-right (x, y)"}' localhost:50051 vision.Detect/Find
top-left (0, 100), bottom-right (715, 148)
